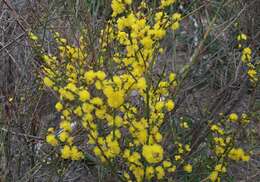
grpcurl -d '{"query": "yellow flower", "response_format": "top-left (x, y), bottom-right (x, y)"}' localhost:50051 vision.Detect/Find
top-left (95, 80), bottom-right (102, 90)
top-left (242, 154), bottom-right (250, 161)
top-left (155, 12), bottom-right (163, 21)
top-left (95, 108), bottom-right (106, 119)
top-left (96, 71), bottom-right (106, 80)
top-left (84, 70), bottom-right (96, 84)
top-left (155, 101), bottom-right (164, 111)
top-left (125, 13), bottom-right (136, 28)
top-left (168, 165), bottom-right (176, 172)
top-left (137, 130), bottom-right (147, 145)
top-left (215, 146), bottom-right (225, 155)
top-left (237, 33), bottom-right (247, 41)
top-left (59, 88), bottom-right (75, 101)
top-left (155, 132), bottom-right (162, 142)
top-left (58, 38), bottom-right (67, 44)
top-left (153, 29), bottom-right (166, 40)
top-left (43, 77), bottom-right (54, 87)
top-left (248, 69), bottom-right (257, 78)
top-left (172, 13), bottom-right (182, 21)
top-left (123, 149), bottom-right (130, 158)
top-left (106, 90), bottom-right (125, 108)
top-left (93, 146), bottom-right (102, 156)
top-left (169, 72), bottom-right (176, 81)
top-left (66, 83), bottom-right (78, 92)
top-left (74, 106), bottom-right (83, 116)
top-left (114, 116), bottom-right (123, 127)
top-left (61, 145), bottom-right (71, 159)
top-left (46, 134), bottom-right (58, 146)
top-left (215, 164), bottom-right (226, 173)
top-left (163, 161), bottom-right (172, 168)
top-left (132, 166), bottom-right (144, 182)
top-left (241, 113), bottom-right (250, 124)
top-left (241, 54), bottom-right (251, 62)
top-left (140, 37), bottom-right (153, 49)
top-left (113, 76), bottom-right (122, 86)
top-left (124, 0), bottom-right (132, 5)
top-left (114, 129), bottom-right (121, 138)
top-left (228, 148), bottom-right (247, 161)
top-left (242, 47), bottom-right (252, 55)
top-left (47, 127), bottom-right (54, 133)
top-left (185, 144), bottom-right (191, 152)
top-left (159, 48), bottom-right (164, 53)
top-left (67, 137), bottom-right (74, 145)
top-left (183, 164), bottom-right (192, 173)
top-left (160, 0), bottom-right (176, 8)
top-left (175, 155), bottom-right (181, 161)
top-left (111, 0), bottom-right (125, 17)
top-left (145, 166), bottom-right (154, 180)
top-left (28, 32), bottom-right (38, 41)
top-left (59, 131), bottom-right (69, 142)
top-left (180, 122), bottom-right (189, 128)
top-left (142, 144), bottom-right (164, 163)
top-left (117, 18), bottom-right (126, 31)
top-left (107, 139), bottom-right (121, 157)
top-left (82, 103), bottom-right (94, 113)
top-left (214, 137), bottom-right (226, 147)
top-left (165, 100), bottom-right (175, 111)
top-left (123, 172), bottom-right (130, 180)
top-left (60, 120), bottom-right (72, 132)
top-left (55, 102), bottom-right (63, 112)
top-left (78, 90), bottom-right (90, 101)
top-left (171, 22), bottom-right (180, 30)
top-left (71, 146), bottom-right (84, 160)
top-left (62, 109), bottom-right (71, 117)
top-left (229, 113), bottom-right (238, 122)
top-left (136, 77), bottom-right (147, 91)
top-left (155, 166), bottom-right (165, 179)
top-left (209, 171), bottom-right (218, 182)
top-left (210, 124), bottom-right (224, 135)
top-left (91, 97), bottom-right (103, 106)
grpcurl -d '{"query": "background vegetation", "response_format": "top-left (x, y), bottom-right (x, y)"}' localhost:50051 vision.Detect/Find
top-left (0, 0), bottom-right (259, 181)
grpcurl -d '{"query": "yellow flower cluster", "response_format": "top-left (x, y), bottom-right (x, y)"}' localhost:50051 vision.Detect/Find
top-left (209, 164), bottom-right (226, 182)
top-left (111, 0), bottom-right (132, 17)
top-left (241, 113), bottom-right (250, 125)
top-left (237, 33), bottom-right (258, 84)
top-left (160, 0), bottom-right (176, 8)
top-left (142, 144), bottom-right (164, 163)
top-left (35, 1), bottom-right (182, 181)
top-left (228, 112), bottom-right (251, 125)
top-left (237, 33), bottom-right (247, 42)
top-left (208, 112), bottom-right (251, 181)
top-left (29, 1), bottom-right (254, 181)
top-left (183, 163), bottom-right (192, 173)
top-left (228, 148), bottom-right (250, 161)
top-left (241, 47), bottom-right (252, 63)
top-left (61, 145), bottom-right (84, 160)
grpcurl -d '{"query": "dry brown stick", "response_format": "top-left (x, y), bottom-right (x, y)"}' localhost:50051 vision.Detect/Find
top-left (0, 32), bottom-right (25, 53)
top-left (0, 127), bottom-right (43, 141)
top-left (0, 41), bottom-right (22, 73)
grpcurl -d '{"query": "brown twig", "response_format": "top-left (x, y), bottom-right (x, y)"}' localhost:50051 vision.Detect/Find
top-left (2, 0), bottom-right (29, 32)
top-left (0, 127), bottom-right (43, 141)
